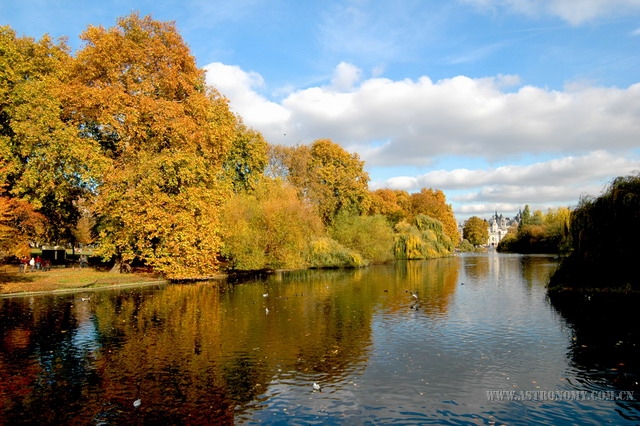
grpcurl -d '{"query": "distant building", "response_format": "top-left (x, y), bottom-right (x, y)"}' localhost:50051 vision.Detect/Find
top-left (487, 212), bottom-right (519, 246)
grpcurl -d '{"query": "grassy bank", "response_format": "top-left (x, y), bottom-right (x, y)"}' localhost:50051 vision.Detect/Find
top-left (0, 266), bottom-right (167, 297)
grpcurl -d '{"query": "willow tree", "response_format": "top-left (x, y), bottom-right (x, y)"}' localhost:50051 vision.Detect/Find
top-left (65, 14), bottom-right (236, 278)
top-left (0, 26), bottom-right (101, 243)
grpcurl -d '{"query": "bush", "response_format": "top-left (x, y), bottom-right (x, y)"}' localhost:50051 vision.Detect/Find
top-left (307, 237), bottom-right (368, 268)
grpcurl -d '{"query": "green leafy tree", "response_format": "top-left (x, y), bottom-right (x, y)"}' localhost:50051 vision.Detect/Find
top-left (549, 173), bottom-right (640, 291)
top-left (273, 140), bottom-right (370, 226)
top-left (463, 216), bottom-right (489, 246)
top-left (394, 215), bottom-right (454, 260)
top-left (308, 139), bottom-right (370, 224)
top-left (223, 121), bottom-right (268, 193)
top-left (330, 211), bottom-right (395, 264)
top-left (519, 205), bottom-right (532, 229)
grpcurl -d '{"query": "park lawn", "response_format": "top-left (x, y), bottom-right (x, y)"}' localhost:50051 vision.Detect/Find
top-left (0, 266), bottom-right (166, 296)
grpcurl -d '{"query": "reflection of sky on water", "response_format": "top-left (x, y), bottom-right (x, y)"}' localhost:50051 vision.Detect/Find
top-left (71, 315), bottom-right (101, 357)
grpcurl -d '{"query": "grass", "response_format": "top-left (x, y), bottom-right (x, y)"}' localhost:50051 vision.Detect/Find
top-left (0, 265), bottom-right (166, 296)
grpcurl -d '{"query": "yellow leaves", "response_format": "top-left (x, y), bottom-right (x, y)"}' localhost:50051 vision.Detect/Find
top-left (221, 179), bottom-right (323, 270)
top-left (463, 216), bottom-right (489, 246)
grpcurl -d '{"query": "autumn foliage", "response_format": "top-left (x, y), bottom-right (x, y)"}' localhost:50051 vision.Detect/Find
top-left (0, 14), bottom-right (459, 278)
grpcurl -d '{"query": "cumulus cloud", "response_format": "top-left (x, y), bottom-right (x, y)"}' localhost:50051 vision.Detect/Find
top-left (372, 151), bottom-right (639, 218)
top-left (273, 69), bottom-right (639, 166)
top-left (372, 151), bottom-right (637, 191)
top-left (203, 62), bottom-right (290, 136)
top-left (204, 61), bottom-right (640, 219)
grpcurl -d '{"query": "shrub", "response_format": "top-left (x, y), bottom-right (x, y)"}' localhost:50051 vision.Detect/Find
top-left (307, 237), bottom-right (368, 268)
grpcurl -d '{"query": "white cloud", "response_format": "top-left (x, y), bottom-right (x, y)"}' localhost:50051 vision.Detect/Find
top-left (204, 61), bottom-right (640, 219)
top-left (272, 71), bottom-right (640, 166)
top-left (372, 151), bottom-right (639, 218)
top-left (461, 0), bottom-right (640, 25)
top-left (203, 62), bottom-right (290, 136)
top-left (331, 62), bottom-right (362, 91)
top-left (374, 151), bottom-right (637, 191)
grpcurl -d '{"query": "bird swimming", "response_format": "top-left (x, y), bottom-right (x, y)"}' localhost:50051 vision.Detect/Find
top-left (313, 382), bottom-right (322, 392)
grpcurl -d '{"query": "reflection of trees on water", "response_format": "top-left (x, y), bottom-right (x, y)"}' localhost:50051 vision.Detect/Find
top-left (463, 253), bottom-right (557, 291)
top-left (0, 259), bottom-right (457, 424)
top-left (551, 296), bottom-right (640, 408)
top-left (0, 273), bottom-right (378, 424)
top-left (391, 258), bottom-right (459, 316)
top-left (0, 296), bottom-right (108, 424)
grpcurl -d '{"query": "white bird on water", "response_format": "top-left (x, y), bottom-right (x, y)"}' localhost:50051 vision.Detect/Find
top-left (411, 292), bottom-right (418, 299)
top-left (313, 382), bottom-right (322, 392)
top-left (133, 399), bottom-right (141, 408)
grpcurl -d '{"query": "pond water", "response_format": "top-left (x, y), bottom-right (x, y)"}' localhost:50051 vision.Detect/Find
top-left (1, 253), bottom-right (638, 424)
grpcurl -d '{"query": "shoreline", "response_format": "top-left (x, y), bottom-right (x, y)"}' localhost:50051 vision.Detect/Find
top-left (0, 279), bottom-right (171, 299)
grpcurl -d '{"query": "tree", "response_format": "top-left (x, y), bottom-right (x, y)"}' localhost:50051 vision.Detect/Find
top-left (409, 188), bottom-right (460, 243)
top-left (66, 14), bottom-right (237, 278)
top-left (0, 26), bottom-right (101, 243)
top-left (0, 192), bottom-right (45, 258)
top-left (394, 215), bottom-right (454, 260)
top-left (549, 173), bottom-right (640, 291)
top-left (519, 205), bottom-right (532, 229)
top-left (368, 188), bottom-right (411, 224)
top-left (463, 216), bottom-right (489, 246)
top-left (220, 179), bottom-right (323, 270)
top-left (272, 140), bottom-right (370, 226)
top-left (330, 211), bottom-right (395, 263)
top-left (223, 121), bottom-right (268, 193)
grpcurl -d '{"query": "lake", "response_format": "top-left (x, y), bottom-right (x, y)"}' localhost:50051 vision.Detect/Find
top-left (1, 252), bottom-right (638, 424)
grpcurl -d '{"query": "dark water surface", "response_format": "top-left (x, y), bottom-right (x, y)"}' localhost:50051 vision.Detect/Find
top-left (1, 253), bottom-right (638, 424)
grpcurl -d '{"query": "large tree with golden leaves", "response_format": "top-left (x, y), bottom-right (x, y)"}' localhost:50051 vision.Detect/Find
top-left (65, 14), bottom-right (237, 278)
top-left (0, 26), bottom-right (102, 244)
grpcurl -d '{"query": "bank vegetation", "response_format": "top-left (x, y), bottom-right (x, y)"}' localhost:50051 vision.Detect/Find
top-left (0, 14), bottom-right (458, 280)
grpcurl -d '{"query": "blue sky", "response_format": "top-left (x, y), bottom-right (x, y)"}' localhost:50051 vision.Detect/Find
top-left (3, 0), bottom-right (640, 220)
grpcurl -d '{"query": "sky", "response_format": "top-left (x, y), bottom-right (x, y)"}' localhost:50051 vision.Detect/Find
top-left (2, 0), bottom-right (640, 221)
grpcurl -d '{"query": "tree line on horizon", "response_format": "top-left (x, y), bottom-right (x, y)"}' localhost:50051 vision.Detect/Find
top-left (461, 205), bottom-right (572, 253)
top-left (0, 14), bottom-right (460, 279)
